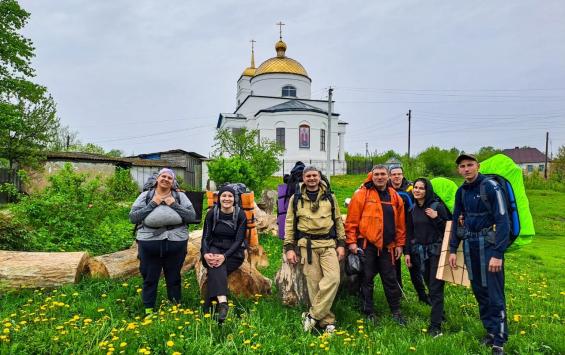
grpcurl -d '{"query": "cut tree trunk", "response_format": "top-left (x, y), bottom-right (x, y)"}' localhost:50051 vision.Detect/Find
top-left (85, 230), bottom-right (204, 278)
top-left (274, 249), bottom-right (310, 307)
top-left (0, 251), bottom-right (89, 288)
top-left (194, 257), bottom-right (272, 299)
top-left (86, 247), bottom-right (140, 278)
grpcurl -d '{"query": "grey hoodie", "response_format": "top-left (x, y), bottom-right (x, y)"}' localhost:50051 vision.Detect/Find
top-left (129, 190), bottom-right (196, 241)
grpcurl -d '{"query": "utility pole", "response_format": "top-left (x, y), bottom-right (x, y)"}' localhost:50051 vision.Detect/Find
top-left (544, 131), bottom-right (549, 179)
top-left (326, 87), bottom-right (333, 181)
top-left (66, 135), bottom-right (70, 150)
top-left (365, 142), bottom-right (369, 172)
top-left (407, 109), bottom-right (411, 158)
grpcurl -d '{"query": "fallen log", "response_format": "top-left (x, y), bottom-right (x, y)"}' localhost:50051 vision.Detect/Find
top-left (0, 251), bottom-right (89, 288)
top-left (85, 230), bottom-right (204, 278)
top-left (194, 257), bottom-right (272, 298)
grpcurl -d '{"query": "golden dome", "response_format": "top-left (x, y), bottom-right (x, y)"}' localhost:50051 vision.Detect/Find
top-left (242, 66), bottom-right (256, 77)
top-left (254, 40), bottom-right (309, 78)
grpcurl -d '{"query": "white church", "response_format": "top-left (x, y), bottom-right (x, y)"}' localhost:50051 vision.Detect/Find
top-left (217, 33), bottom-right (348, 175)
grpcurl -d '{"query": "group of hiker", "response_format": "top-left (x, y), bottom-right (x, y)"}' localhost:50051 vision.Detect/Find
top-left (129, 151), bottom-right (511, 354)
top-left (282, 154), bottom-right (509, 355)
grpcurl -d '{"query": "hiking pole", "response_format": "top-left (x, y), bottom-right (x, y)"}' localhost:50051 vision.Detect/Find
top-left (397, 281), bottom-right (408, 300)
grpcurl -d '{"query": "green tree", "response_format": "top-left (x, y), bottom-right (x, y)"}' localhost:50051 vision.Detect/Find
top-left (1, 0), bottom-right (60, 169)
top-left (210, 128), bottom-right (283, 194)
top-left (550, 145), bottom-right (565, 181)
top-left (475, 146), bottom-right (502, 162)
top-left (417, 146), bottom-right (460, 177)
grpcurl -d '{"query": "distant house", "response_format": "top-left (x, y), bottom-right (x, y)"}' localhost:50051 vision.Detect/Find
top-left (502, 147), bottom-right (549, 174)
top-left (132, 149), bottom-right (208, 190)
top-left (28, 152), bottom-right (187, 193)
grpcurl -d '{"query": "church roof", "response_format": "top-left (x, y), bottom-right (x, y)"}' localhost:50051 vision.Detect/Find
top-left (216, 113), bottom-right (246, 128)
top-left (254, 40), bottom-right (309, 79)
top-left (255, 100), bottom-right (339, 117)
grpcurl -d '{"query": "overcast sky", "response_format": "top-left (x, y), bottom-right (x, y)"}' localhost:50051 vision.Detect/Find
top-left (20, 0), bottom-right (565, 157)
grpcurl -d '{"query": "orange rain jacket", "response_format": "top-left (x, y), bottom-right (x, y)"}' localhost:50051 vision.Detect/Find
top-left (345, 172), bottom-right (406, 251)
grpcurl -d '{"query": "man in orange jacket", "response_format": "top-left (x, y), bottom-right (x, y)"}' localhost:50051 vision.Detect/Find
top-left (345, 164), bottom-right (407, 324)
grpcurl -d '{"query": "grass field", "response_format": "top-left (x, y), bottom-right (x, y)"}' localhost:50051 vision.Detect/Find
top-left (0, 184), bottom-right (563, 354)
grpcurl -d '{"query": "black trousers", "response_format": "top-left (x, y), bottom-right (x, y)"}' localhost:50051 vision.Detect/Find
top-left (397, 256), bottom-right (428, 299)
top-left (360, 243), bottom-right (402, 314)
top-left (203, 246), bottom-right (244, 301)
top-left (138, 239), bottom-right (188, 309)
top-left (412, 251), bottom-right (445, 328)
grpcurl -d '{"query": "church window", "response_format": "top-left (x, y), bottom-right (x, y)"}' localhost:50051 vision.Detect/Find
top-left (320, 129), bottom-right (326, 151)
top-left (299, 125), bottom-right (310, 149)
top-left (276, 128), bottom-right (285, 148)
top-left (282, 85), bottom-right (297, 97)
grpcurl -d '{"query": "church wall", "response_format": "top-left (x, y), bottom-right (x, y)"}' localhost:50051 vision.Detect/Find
top-left (236, 76), bottom-right (251, 106)
top-left (250, 73), bottom-right (311, 99)
top-left (256, 111), bottom-right (342, 162)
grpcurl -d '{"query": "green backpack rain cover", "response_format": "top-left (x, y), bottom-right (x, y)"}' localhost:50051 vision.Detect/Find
top-left (479, 154), bottom-right (535, 246)
top-left (431, 177), bottom-right (458, 214)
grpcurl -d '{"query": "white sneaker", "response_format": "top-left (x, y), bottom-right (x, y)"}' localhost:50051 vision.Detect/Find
top-left (302, 312), bottom-right (317, 332)
top-left (324, 324), bottom-right (336, 335)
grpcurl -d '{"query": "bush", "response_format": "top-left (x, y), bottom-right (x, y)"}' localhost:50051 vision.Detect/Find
top-left (207, 156), bottom-right (259, 192)
top-left (9, 164), bottom-right (135, 255)
top-left (0, 213), bottom-right (31, 250)
top-left (524, 170), bottom-right (565, 193)
top-left (104, 167), bottom-right (139, 201)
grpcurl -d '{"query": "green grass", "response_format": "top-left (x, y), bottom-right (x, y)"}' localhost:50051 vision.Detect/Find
top-left (0, 186), bottom-right (564, 354)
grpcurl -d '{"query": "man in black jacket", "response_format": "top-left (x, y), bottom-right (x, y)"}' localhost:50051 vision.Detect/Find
top-left (449, 154), bottom-right (510, 355)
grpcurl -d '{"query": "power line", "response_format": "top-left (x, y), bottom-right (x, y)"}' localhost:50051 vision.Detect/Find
top-left (89, 124), bottom-right (214, 144)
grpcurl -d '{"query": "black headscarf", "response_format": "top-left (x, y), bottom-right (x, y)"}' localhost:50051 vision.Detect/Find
top-left (413, 177), bottom-right (437, 208)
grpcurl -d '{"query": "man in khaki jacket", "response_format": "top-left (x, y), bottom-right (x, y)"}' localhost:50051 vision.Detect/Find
top-left (284, 165), bottom-right (346, 334)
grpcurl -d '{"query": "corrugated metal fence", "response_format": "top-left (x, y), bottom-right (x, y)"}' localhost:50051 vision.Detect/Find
top-left (0, 168), bottom-right (22, 204)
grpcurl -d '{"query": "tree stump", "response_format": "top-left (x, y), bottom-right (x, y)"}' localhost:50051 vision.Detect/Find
top-left (194, 258), bottom-right (272, 298)
top-left (274, 249), bottom-right (310, 307)
top-left (0, 251), bottom-right (89, 288)
top-left (259, 189), bottom-right (277, 214)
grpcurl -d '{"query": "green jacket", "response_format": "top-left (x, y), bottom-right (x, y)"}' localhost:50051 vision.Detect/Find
top-left (284, 183), bottom-right (346, 251)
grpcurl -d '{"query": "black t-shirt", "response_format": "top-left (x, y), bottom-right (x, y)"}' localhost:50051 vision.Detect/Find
top-left (201, 208), bottom-right (246, 258)
top-left (378, 189), bottom-right (396, 246)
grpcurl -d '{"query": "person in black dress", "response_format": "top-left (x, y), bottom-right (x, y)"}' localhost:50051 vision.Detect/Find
top-left (201, 185), bottom-right (246, 323)
top-left (405, 178), bottom-right (451, 337)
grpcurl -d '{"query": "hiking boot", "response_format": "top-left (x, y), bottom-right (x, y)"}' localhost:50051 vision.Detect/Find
top-left (217, 302), bottom-right (229, 324)
top-left (492, 345), bottom-right (504, 355)
top-left (481, 334), bottom-right (495, 347)
top-left (418, 294), bottom-right (432, 306)
top-left (428, 326), bottom-right (443, 338)
top-left (302, 312), bottom-right (317, 332)
top-left (324, 324), bottom-right (336, 335)
top-left (392, 311), bottom-right (407, 326)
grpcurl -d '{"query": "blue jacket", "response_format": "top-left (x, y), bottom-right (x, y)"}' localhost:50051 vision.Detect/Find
top-left (449, 173), bottom-right (510, 259)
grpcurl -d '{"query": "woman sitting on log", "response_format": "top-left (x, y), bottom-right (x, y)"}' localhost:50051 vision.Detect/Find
top-left (405, 178), bottom-right (451, 337)
top-left (129, 168), bottom-right (196, 315)
top-left (201, 185), bottom-right (247, 323)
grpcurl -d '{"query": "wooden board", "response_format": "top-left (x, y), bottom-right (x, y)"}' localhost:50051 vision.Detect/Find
top-left (436, 221), bottom-right (470, 287)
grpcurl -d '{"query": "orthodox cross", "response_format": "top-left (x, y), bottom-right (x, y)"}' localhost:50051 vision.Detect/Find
top-left (276, 21), bottom-right (285, 40)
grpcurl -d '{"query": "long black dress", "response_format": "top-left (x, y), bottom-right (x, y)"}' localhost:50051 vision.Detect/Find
top-left (201, 206), bottom-right (246, 302)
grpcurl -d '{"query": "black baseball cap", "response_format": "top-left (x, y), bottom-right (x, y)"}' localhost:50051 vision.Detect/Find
top-left (455, 153), bottom-right (478, 165)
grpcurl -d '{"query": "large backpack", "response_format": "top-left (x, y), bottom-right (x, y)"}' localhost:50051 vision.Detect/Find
top-left (206, 183), bottom-right (258, 248)
top-left (277, 161), bottom-right (305, 239)
top-left (467, 174), bottom-right (521, 246)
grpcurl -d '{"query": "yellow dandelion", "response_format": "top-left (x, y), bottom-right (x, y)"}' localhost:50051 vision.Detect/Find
top-left (344, 338), bottom-right (352, 342)
top-left (101, 294), bottom-right (107, 298)
top-left (166, 340), bottom-right (174, 347)
top-left (120, 342), bottom-right (127, 348)
top-left (513, 314), bottom-right (521, 322)
top-left (244, 339), bottom-right (251, 345)
top-left (97, 308), bottom-right (105, 313)
top-left (520, 330), bottom-right (526, 335)
top-left (204, 313), bottom-right (211, 318)
top-left (199, 300), bottom-right (205, 304)
top-left (172, 352), bottom-right (182, 355)
top-left (409, 346), bottom-right (417, 351)
top-left (2, 329), bottom-right (10, 334)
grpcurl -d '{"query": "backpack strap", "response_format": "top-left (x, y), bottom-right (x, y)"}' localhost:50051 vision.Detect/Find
top-left (292, 182), bottom-right (302, 240)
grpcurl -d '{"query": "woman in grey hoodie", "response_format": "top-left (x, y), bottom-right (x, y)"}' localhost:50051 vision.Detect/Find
top-left (129, 168), bottom-right (196, 315)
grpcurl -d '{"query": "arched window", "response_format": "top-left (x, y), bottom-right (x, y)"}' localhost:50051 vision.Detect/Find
top-left (282, 85), bottom-right (297, 97)
top-left (299, 125), bottom-right (310, 148)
